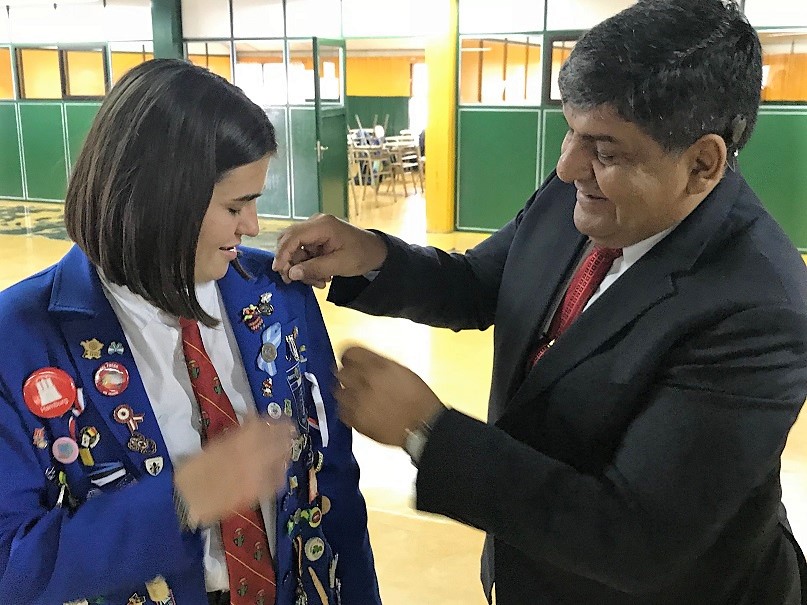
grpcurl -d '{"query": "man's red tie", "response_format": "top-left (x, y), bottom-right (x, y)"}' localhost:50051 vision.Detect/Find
top-left (180, 318), bottom-right (277, 605)
top-left (529, 246), bottom-right (623, 367)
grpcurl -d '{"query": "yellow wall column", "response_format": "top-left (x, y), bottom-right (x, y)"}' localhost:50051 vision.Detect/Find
top-left (425, 0), bottom-right (458, 233)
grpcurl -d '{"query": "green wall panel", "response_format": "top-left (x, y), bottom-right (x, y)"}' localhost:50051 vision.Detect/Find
top-left (740, 111), bottom-right (807, 250)
top-left (541, 109), bottom-right (567, 182)
top-left (65, 103), bottom-right (101, 168)
top-left (289, 107), bottom-right (318, 218)
top-left (257, 106), bottom-right (291, 217)
top-left (19, 103), bottom-right (67, 201)
top-left (0, 104), bottom-right (24, 198)
top-left (347, 96), bottom-right (409, 136)
top-left (457, 108), bottom-right (540, 230)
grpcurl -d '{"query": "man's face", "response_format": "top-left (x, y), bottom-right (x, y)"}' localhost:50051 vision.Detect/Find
top-left (557, 104), bottom-right (700, 248)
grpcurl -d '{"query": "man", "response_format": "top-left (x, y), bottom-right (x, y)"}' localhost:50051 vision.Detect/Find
top-left (273, 0), bottom-right (807, 602)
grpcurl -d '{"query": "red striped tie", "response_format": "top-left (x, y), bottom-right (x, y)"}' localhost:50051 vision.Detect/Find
top-left (529, 246), bottom-right (622, 367)
top-left (180, 318), bottom-right (277, 605)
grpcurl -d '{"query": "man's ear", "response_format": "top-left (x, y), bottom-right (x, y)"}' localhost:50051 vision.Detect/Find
top-left (685, 134), bottom-right (727, 196)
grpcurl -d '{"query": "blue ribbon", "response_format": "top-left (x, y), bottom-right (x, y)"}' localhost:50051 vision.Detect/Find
top-left (257, 322), bottom-right (283, 376)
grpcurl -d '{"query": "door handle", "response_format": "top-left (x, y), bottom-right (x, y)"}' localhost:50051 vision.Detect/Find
top-left (316, 141), bottom-right (329, 162)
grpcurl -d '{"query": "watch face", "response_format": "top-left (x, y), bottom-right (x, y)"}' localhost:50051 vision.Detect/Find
top-left (404, 426), bottom-right (429, 464)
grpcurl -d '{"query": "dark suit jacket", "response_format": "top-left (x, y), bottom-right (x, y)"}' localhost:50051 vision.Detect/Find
top-left (329, 170), bottom-right (807, 604)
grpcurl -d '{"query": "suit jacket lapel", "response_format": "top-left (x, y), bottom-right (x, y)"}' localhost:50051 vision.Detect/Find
top-left (498, 169), bottom-right (743, 421)
top-left (49, 246), bottom-right (172, 480)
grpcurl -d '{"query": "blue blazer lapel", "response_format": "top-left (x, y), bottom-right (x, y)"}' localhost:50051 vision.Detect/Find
top-left (48, 246), bottom-right (172, 482)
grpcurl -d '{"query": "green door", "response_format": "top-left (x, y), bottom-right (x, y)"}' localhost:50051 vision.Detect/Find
top-left (313, 38), bottom-right (348, 219)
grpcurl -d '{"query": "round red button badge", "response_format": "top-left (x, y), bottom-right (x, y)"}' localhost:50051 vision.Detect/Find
top-left (94, 362), bottom-right (130, 396)
top-left (22, 368), bottom-right (77, 418)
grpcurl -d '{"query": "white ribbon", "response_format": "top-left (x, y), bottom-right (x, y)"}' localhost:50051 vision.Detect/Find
top-left (305, 372), bottom-right (329, 447)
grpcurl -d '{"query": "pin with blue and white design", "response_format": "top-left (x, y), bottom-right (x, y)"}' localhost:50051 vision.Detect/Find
top-left (257, 322), bottom-right (282, 377)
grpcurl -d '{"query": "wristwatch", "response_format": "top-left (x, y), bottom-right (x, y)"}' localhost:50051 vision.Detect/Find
top-left (403, 406), bottom-right (447, 466)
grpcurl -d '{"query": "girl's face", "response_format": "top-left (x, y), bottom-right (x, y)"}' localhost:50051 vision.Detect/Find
top-left (194, 156), bottom-right (270, 283)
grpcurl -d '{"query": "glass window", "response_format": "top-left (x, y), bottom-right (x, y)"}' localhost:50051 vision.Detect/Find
top-left (546, 0), bottom-right (635, 31)
top-left (760, 31), bottom-right (807, 103)
top-left (0, 7), bottom-right (10, 44)
top-left (16, 47), bottom-right (62, 99)
top-left (0, 47), bottom-right (12, 99)
top-left (744, 0), bottom-right (807, 28)
top-left (235, 40), bottom-right (287, 106)
top-left (343, 0), bottom-right (431, 37)
top-left (548, 38), bottom-right (575, 102)
top-left (105, 0), bottom-right (153, 42)
top-left (286, 0), bottom-right (341, 37)
top-left (459, 0), bottom-right (544, 34)
top-left (110, 42), bottom-right (154, 85)
top-left (8, 5), bottom-right (62, 44)
top-left (54, 3), bottom-right (105, 43)
top-left (232, 0), bottom-right (284, 38)
top-left (64, 49), bottom-right (107, 98)
top-left (459, 35), bottom-right (542, 105)
top-left (317, 44), bottom-right (342, 103)
top-left (187, 42), bottom-right (233, 82)
top-left (288, 39), bottom-right (314, 104)
top-left (181, 0), bottom-right (230, 39)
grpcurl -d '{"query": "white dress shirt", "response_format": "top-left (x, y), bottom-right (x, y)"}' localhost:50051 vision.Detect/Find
top-left (585, 226), bottom-right (675, 311)
top-left (99, 276), bottom-right (276, 592)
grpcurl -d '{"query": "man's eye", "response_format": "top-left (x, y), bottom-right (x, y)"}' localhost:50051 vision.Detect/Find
top-left (228, 208), bottom-right (241, 216)
top-left (596, 152), bottom-right (614, 163)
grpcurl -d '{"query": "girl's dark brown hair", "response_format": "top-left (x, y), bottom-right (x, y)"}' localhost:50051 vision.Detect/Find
top-left (64, 58), bottom-right (277, 326)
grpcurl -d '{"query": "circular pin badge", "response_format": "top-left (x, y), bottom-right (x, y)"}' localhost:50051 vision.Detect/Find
top-left (267, 402), bottom-right (282, 420)
top-left (23, 367), bottom-right (77, 418)
top-left (94, 362), bottom-right (130, 396)
top-left (52, 436), bottom-right (79, 464)
top-left (308, 506), bottom-right (322, 528)
top-left (304, 537), bottom-right (325, 562)
top-left (321, 495), bottom-right (331, 515)
top-left (261, 342), bottom-right (277, 363)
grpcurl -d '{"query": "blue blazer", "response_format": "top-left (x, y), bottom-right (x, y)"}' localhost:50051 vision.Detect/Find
top-left (0, 246), bottom-right (381, 605)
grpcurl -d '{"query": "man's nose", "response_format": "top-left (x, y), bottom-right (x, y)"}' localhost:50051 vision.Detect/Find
top-left (556, 133), bottom-right (593, 184)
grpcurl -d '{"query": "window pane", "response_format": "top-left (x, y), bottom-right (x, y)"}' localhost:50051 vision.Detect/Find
top-left (745, 0), bottom-right (807, 28)
top-left (65, 49), bottom-right (106, 98)
top-left (546, 0), bottom-right (635, 31)
top-left (8, 5), bottom-right (62, 43)
top-left (232, 0), bottom-right (284, 38)
top-left (343, 0), bottom-right (431, 37)
top-left (760, 31), bottom-right (807, 103)
top-left (105, 0), bottom-right (153, 42)
top-left (0, 47), bottom-right (12, 99)
top-left (318, 45), bottom-right (342, 103)
top-left (459, 0), bottom-right (544, 34)
top-left (460, 36), bottom-right (542, 105)
top-left (187, 42), bottom-right (232, 82)
top-left (110, 42), bottom-right (154, 85)
top-left (549, 39), bottom-right (575, 101)
top-left (54, 3), bottom-right (105, 43)
top-left (234, 40), bottom-right (287, 106)
top-left (288, 39), bottom-right (314, 104)
top-left (286, 0), bottom-right (341, 37)
top-left (181, 0), bottom-right (230, 38)
top-left (0, 7), bottom-right (10, 43)
top-left (17, 47), bottom-right (62, 99)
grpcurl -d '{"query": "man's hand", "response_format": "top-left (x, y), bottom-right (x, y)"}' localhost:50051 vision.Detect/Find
top-left (173, 416), bottom-right (295, 527)
top-left (335, 346), bottom-right (445, 448)
top-left (272, 214), bottom-right (388, 288)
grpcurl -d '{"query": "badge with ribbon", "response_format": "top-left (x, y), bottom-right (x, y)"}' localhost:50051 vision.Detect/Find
top-left (257, 322), bottom-right (282, 377)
